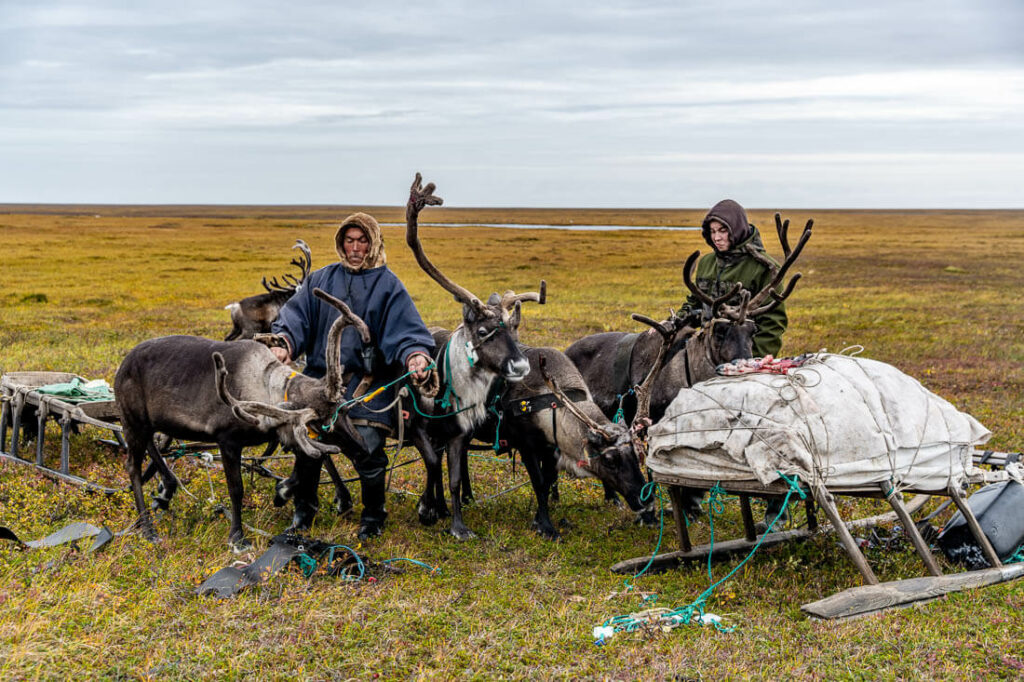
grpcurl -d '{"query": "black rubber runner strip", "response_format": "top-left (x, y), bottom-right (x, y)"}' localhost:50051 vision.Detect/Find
top-left (0, 527), bottom-right (24, 545)
top-left (0, 521), bottom-right (112, 552)
top-left (197, 541), bottom-right (304, 598)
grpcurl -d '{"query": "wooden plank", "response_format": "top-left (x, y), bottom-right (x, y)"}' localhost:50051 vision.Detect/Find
top-left (947, 483), bottom-right (1002, 568)
top-left (610, 494), bottom-right (932, 575)
top-left (666, 485), bottom-right (692, 552)
top-left (610, 528), bottom-right (812, 574)
top-left (801, 563), bottom-right (1024, 620)
top-left (739, 494), bottom-right (757, 541)
top-left (810, 482), bottom-right (878, 585)
top-left (878, 482), bottom-right (941, 577)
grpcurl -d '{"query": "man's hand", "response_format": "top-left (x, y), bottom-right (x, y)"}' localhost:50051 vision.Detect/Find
top-left (407, 352), bottom-right (431, 380)
top-left (270, 346), bottom-right (290, 364)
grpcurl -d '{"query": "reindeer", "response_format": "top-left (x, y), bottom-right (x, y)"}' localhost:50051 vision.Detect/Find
top-left (492, 316), bottom-right (670, 539)
top-left (566, 214), bottom-right (812, 425)
top-left (404, 173), bottom-right (544, 540)
top-left (115, 288), bottom-right (368, 550)
top-left (225, 239), bottom-right (312, 341)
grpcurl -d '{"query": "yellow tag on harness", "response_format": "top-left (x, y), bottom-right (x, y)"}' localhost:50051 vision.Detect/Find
top-left (361, 386), bottom-right (387, 403)
top-left (284, 371), bottom-right (298, 402)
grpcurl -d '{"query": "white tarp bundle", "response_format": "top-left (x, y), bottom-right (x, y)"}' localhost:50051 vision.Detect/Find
top-left (647, 353), bottom-right (992, 491)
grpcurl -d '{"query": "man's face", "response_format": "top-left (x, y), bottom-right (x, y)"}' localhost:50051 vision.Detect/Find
top-left (342, 227), bottom-right (370, 267)
top-left (709, 220), bottom-right (731, 252)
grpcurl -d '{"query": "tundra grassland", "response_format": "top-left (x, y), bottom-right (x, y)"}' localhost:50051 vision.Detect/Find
top-left (1, 206), bottom-right (1023, 680)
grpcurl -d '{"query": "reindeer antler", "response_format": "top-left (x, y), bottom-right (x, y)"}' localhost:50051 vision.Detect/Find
top-left (630, 313), bottom-right (674, 427)
top-left (500, 280), bottom-right (547, 309)
top-left (628, 313), bottom-right (677, 462)
top-left (744, 214), bottom-right (812, 312)
top-left (538, 354), bottom-right (615, 440)
top-left (262, 239), bottom-right (313, 294)
top-left (406, 173), bottom-right (491, 317)
top-left (313, 288), bottom-right (372, 402)
top-left (682, 250), bottom-right (742, 318)
top-left (212, 352), bottom-right (342, 457)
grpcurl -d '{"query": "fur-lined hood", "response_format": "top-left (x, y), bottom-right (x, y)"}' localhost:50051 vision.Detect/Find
top-left (335, 212), bottom-right (387, 272)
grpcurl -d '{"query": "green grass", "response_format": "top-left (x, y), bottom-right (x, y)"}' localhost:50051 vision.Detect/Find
top-left (1, 206), bottom-right (1023, 679)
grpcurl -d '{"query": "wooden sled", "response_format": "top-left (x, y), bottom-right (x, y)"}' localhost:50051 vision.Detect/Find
top-left (611, 457), bottom-right (1022, 620)
top-left (0, 371), bottom-right (125, 494)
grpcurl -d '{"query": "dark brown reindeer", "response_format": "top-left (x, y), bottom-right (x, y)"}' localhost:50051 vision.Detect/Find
top-left (566, 214), bottom-right (812, 426)
top-left (404, 173), bottom-right (544, 540)
top-left (225, 239), bottom-right (312, 341)
top-left (115, 288), bottom-right (368, 551)
top-left (491, 314), bottom-right (672, 539)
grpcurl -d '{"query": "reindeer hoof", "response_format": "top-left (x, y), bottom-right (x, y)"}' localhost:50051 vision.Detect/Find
top-left (636, 509), bottom-right (658, 527)
top-left (230, 536), bottom-right (253, 554)
top-left (417, 500), bottom-right (439, 526)
top-left (530, 519), bottom-right (560, 541)
top-left (333, 494), bottom-right (354, 517)
top-left (273, 479), bottom-right (296, 507)
top-left (448, 525), bottom-right (476, 541)
top-left (150, 496), bottom-right (171, 511)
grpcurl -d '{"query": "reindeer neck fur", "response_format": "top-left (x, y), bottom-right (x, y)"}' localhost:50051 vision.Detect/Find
top-left (684, 323), bottom-right (723, 385)
top-left (446, 325), bottom-right (500, 433)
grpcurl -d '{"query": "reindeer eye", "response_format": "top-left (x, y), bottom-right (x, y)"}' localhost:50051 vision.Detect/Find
top-left (477, 327), bottom-right (490, 338)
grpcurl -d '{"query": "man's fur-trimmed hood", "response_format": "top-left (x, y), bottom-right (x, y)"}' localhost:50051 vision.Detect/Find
top-left (335, 212), bottom-right (387, 272)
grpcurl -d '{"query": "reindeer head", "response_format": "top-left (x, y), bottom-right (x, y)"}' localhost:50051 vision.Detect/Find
top-left (673, 212), bottom-right (813, 373)
top-left (407, 172), bottom-right (545, 382)
top-left (538, 354), bottom-right (652, 517)
top-left (213, 287), bottom-right (371, 456)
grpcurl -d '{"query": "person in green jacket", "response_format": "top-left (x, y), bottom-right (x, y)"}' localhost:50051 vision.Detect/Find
top-left (681, 199), bottom-right (787, 358)
top-left (681, 199), bottom-right (791, 530)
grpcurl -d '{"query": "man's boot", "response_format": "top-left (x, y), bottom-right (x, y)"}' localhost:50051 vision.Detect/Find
top-left (357, 473), bottom-right (388, 540)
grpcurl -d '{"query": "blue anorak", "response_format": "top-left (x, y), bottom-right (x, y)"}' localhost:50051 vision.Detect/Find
top-left (272, 263), bottom-right (433, 429)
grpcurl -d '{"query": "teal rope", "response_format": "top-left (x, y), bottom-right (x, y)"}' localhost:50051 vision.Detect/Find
top-left (612, 388), bottom-right (634, 425)
top-left (623, 482), bottom-right (665, 595)
top-left (382, 557), bottom-right (441, 574)
top-left (322, 360), bottom-right (437, 432)
top-left (601, 473), bottom-right (806, 637)
top-left (405, 380), bottom-right (475, 420)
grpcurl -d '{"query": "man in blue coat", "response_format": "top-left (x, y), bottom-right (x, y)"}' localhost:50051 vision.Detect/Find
top-left (270, 212), bottom-right (434, 539)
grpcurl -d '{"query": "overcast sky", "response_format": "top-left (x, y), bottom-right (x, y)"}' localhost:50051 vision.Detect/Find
top-left (2, 0), bottom-right (1022, 208)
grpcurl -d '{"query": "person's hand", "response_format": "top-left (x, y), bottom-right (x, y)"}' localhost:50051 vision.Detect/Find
top-left (270, 346), bottom-right (290, 364)
top-left (407, 353), bottom-right (431, 380)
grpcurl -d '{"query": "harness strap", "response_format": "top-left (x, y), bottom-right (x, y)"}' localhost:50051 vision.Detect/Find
top-left (501, 388), bottom-right (588, 417)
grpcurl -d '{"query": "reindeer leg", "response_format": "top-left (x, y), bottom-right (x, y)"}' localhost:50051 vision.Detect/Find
top-left (447, 434), bottom-right (476, 540)
top-left (603, 481), bottom-right (623, 508)
top-left (412, 427), bottom-right (444, 525)
top-left (218, 441), bottom-right (251, 552)
top-left (146, 441), bottom-right (179, 511)
top-left (520, 442), bottom-right (558, 540)
top-left (460, 445), bottom-right (475, 506)
top-left (322, 455), bottom-right (354, 516)
top-left (286, 454), bottom-right (323, 533)
top-left (124, 428), bottom-right (158, 541)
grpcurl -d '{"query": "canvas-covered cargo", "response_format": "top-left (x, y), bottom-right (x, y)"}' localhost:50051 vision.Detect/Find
top-left (647, 353), bottom-right (994, 491)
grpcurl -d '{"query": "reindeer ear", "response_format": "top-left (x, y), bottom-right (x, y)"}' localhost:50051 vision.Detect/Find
top-left (462, 302), bottom-right (480, 323)
top-left (586, 430), bottom-right (606, 449)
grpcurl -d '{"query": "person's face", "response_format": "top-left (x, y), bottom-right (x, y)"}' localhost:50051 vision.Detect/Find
top-left (709, 220), bottom-right (731, 252)
top-left (342, 227), bottom-right (370, 267)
